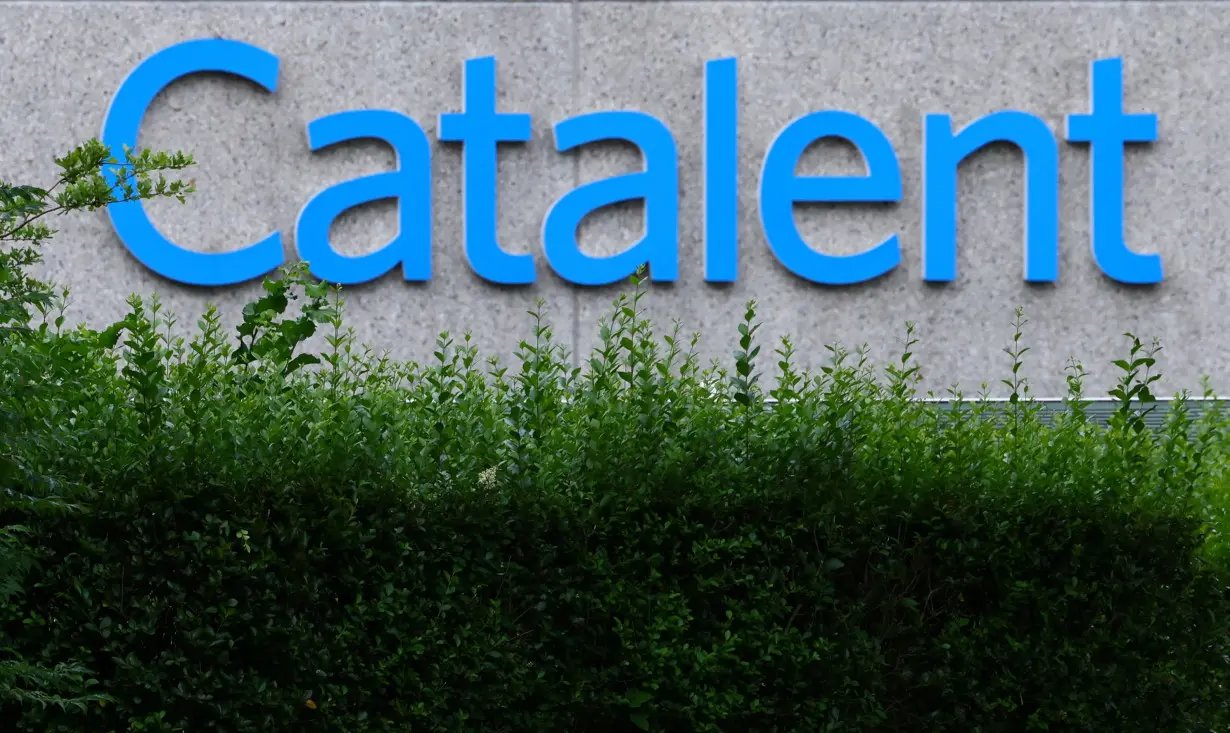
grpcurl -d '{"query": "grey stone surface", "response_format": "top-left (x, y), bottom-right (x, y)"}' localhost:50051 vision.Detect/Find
top-left (572, 2), bottom-right (1222, 397)
top-left (0, 2), bottom-right (576, 366)
top-left (0, 2), bottom-right (1228, 395)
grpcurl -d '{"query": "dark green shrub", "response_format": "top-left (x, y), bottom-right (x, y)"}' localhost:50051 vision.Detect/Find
top-left (0, 145), bottom-right (1227, 731)
top-left (0, 140), bottom-right (192, 715)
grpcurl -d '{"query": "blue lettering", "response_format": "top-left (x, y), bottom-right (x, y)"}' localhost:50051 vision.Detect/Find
top-left (438, 57), bottom-right (535, 285)
top-left (102, 43), bottom-right (1163, 289)
top-left (101, 39), bottom-right (283, 286)
top-left (542, 112), bottom-right (679, 286)
top-left (922, 111), bottom-right (1059, 282)
top-left (1066, 57), bottom-right (1162, 284)
top-left (295, 110), bottom-right (432, 285)
top-left (759, 111), bottom-right (902, 285)
top-left (704, 58), bottom-right (738, 282)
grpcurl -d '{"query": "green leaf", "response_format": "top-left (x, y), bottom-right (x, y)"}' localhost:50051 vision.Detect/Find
top-left (626, 689), bottom-right (652, 708)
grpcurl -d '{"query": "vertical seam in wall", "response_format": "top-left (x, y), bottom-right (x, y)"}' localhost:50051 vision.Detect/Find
top-left (569, 0), bottom-right (581, 366)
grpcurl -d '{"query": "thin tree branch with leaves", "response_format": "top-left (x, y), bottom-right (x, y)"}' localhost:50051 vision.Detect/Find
top-left (0, 138), bottom-right (194, 715)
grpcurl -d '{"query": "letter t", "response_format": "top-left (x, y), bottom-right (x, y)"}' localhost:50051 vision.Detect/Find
top-left (439, 56), bottom-right (536, 284)
top-left (1065, 57), bottom-right (1162, 284)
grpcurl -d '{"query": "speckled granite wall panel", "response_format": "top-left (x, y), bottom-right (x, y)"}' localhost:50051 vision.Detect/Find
top-left (0, 3), bottom-right (577, 365)
top-left (573, 2), bottom-right (1226, 397)
top-left (1, 2), bottom-right (1227, 394)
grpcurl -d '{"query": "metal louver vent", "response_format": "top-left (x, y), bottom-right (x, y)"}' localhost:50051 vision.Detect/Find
top-left (761, 397), bottom-right (1229, 430)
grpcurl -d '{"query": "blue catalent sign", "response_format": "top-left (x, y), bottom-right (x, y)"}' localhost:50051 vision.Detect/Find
top-left (101, 39), bottom-right (1163, 288)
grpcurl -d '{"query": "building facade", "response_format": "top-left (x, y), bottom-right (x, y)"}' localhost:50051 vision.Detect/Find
top-left (1, 1), bottom-right (1224, 396)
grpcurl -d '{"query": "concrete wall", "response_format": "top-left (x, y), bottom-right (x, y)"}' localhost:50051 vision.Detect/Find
top-left (1, 1), bottom-right (1226, 396)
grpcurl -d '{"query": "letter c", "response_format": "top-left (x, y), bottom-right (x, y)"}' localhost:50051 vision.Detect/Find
top-left (101, 39), bottom-right (284, 286)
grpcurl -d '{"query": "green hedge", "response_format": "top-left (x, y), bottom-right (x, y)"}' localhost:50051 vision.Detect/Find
top-left (2, 269), bottom-right (1229, 732)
